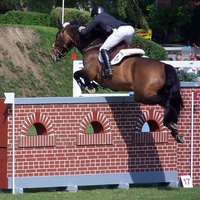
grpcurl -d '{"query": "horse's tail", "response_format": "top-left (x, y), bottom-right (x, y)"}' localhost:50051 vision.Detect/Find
top-left (164, 63), bottom-right (184, 118)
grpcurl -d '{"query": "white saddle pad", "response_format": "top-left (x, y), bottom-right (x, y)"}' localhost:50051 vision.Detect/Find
top-left (99, 48), bottom-right (145, 65)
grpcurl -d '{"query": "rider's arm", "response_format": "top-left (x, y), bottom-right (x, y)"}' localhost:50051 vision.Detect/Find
top-left (78, 19), bottom-right (98, 35)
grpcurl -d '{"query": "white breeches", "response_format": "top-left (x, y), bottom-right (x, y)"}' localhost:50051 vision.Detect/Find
top-left (100, 25), bottom-right (135, 51)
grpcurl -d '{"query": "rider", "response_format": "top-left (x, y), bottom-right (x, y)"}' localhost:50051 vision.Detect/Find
top-left (78, 6), bottom-right (135, 76)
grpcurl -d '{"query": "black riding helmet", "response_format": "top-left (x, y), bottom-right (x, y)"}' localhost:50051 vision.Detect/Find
top-left (91, 6), bottom-right (105, 17)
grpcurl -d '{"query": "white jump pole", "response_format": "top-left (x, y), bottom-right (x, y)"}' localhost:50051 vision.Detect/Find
top-left (162, 61), bottom-right (200, 69)
top-left (62, 0), bottom-right (65, 24)
top-left (190, 91), bottom-right (194, 185)
top-left (73, 60), bottom-right (83, 97)
top-left (4, 93), bottom-right (15, 194)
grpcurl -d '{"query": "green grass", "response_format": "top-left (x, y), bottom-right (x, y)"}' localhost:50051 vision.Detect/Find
top-left (28, 125), bottom-right (37, 135)
top-left (1, 186), bottom-right (200, 200)
top-left (0, 24), bottom-right (76, 97)
top-left (86, 123), bottom-right (94, 134)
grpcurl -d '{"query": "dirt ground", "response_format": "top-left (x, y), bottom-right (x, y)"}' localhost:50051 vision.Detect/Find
top-left (0, 26), bottom-right (41, 79)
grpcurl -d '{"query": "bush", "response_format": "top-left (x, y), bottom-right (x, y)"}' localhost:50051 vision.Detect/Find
top-left (3, 11), bottom-right (50, 26)
top-left (50, 7), bottom-right (91, 27)
top-left (132, 35), bottom-right (167, 60)
top-left (0, 14), bottom-right (4, 24)
top-left (178, 71), bottom-right (198, 82)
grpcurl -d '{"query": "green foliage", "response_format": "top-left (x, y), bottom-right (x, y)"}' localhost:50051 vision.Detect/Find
top-left (0, 14), bottom-right (4, 22)
top-left (184, 6), bottom-right (200, 47)
top-left (146, 4), bottom-right (191, 43)
top-left (1, 185), bottom-right (200, 199)
top-left (116, 0), bottom-right (149, 30)
top-left (178, 71), bottom-right (198, 82)
top-left (28, 125), bottom-right (37, 136)
top-left (132, 36), bottom-right (167, 60)
top-left (50, 7), bottom-right (91, 27)
top-left (2, 58), bottom-right (17, 73)
top-left (147, 5), bottom-right (191, 31)
top-left (16, 41), bottom-right (25, 53)
top-left (0, 25), bottom-right (75, 97)
top-left (0, 0), bottom-right (54, 13)
top-left (26, 0), bottom-right (54, 13)
top-left (2, 11), bottom-right (50, 26)
top-left (0, 8), bottom-right (91, 27)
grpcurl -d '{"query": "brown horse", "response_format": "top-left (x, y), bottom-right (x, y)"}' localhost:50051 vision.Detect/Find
top-left (50, 19), bottom-right (185, 143)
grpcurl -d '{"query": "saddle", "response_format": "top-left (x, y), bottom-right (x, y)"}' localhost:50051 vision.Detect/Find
top-left (99, 41), bottom-right (145, 65)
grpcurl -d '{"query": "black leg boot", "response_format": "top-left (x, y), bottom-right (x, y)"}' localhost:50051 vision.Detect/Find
top-left (74, 72), bottom-right (85, 91)
top-left (100, 49), bottom-right (113, 76)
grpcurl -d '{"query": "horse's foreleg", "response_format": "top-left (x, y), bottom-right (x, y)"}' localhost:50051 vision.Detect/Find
top-left (74, 70), bottom-right (86, 91)
top-left (74, 70), bottom-right (98, 93)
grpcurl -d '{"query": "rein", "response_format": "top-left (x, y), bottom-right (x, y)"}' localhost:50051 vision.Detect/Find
top-left (82, 43), bottom-right (102, 53)
top-left (60, 26), bottom-right (104, 54)
top-left (82, 37), bottom-right (104, 53)
top-left (60, 28), bottom-right (78, 51)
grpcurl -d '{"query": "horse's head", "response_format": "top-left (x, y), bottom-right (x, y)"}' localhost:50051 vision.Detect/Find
top-left (50, 22), bottom-right (75, 62)
top-left (50, 18), bottom-right (106, 62)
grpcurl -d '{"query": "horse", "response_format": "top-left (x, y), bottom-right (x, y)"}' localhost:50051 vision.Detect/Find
top-left (50, 19), bottom-right (185, 144)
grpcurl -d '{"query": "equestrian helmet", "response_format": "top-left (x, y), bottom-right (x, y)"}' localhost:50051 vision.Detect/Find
top-left (91, 6), bottom-right (105, 17)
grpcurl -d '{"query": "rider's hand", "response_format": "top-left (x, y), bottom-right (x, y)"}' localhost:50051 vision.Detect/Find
top-left (78, 26), bottom-right (86, 32)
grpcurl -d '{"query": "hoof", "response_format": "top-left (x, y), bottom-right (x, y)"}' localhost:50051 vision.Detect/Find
top-left (85, 82), bottom-right (98, 94)
top-left (175, 134), bottom-right (185, 144)
top-left (85, 86), bottom-right (97, 94)
top-left (168, 122), bottom-right (178, 130)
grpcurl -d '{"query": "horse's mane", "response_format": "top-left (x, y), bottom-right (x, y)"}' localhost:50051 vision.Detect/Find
top-left (68, 18), bottom-right (88, 26)
top-left (58, 18), bottom-right (106, 51)
top-left (66, 18), bottom-right (106, 45)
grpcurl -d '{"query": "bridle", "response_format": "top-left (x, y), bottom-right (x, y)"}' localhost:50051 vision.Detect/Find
top-left (53, 24), bottom-right (105, 59)
top-left (53, 28), bottom-right (74, 59)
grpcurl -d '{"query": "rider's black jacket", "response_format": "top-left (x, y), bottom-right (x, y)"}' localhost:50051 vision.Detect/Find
top-left (79, 12), bottom-right (127, 36)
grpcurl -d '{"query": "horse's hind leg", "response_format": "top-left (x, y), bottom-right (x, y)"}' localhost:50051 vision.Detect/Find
top-left (139, 94), bottom-right (185, 143)
top-left (163, 105), bottom-right (185, 143)
top-left (162, 63), bottom-right (185, 143)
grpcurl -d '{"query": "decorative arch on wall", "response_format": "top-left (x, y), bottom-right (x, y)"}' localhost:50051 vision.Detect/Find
top-left (77, 110), bottom-right (112, 145)
top-left (79, 110), bottom-right (111, 134)
top-left (18, 112), bottom-right (56, 147)
top-left (20, 112), bottom-right (54, 135)
top-left (134, 109), bottom-right (168, 144)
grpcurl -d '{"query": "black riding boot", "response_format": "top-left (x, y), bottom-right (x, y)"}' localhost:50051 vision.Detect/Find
top-left (100, 49), bottom-right (113, 76)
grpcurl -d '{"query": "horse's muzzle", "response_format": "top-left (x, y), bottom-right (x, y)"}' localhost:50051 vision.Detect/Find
top-left (50, 54), bottom-right (56, 62)
top-left (50, 52), bottom-right (61, 62)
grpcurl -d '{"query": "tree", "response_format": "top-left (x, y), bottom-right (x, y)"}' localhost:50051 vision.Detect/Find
top-left (0, 0), bottom-right (54, 13)
top-left (146, 3), bottom-right (191, 44)
top-left (115, 0), bottom-right (149, 30)
top-left (182, 3), bottom-right (200, 46)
